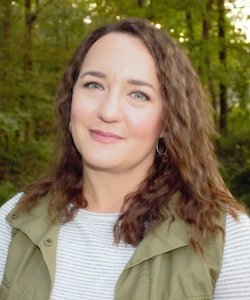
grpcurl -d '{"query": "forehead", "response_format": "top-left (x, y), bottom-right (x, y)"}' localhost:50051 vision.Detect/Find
top-left (81, 33), bottom-right (158, 83)
top-left (85, 32), bottom-right (150, 59)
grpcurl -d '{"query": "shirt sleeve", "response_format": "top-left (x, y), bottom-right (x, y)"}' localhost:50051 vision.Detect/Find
top-left (213, 212), bottom-right (250, 299)
top-left (0, 193), bottom-right (23, 285)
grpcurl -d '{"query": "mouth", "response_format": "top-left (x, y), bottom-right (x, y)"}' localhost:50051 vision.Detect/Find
top-left (89, 129), bottom-right (124, 144)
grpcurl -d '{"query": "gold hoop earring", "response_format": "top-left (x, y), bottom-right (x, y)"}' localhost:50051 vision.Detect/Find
top-left (156, 138), bottom-right (167, 156)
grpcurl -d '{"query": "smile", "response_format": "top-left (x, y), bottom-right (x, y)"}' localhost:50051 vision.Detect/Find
top-left (89, 129), bottom-right (124, 144)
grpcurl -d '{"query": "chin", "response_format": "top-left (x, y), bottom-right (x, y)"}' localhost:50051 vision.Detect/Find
top-left (83, 157), bottom-right (122, 172)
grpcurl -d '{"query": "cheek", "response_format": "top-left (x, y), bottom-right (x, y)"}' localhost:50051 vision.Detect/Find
top-left (70, 93), bottom-right (95, 123)
top-left (126, 109), bottom-right (162, 140)
top-left (70, 101), bottom-right (79, 122)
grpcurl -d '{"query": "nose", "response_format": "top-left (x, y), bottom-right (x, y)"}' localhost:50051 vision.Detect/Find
top-left (97, 90), bottom-right (122, 123)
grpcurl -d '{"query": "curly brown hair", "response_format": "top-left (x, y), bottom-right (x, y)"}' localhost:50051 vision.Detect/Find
top-left (16, 18), bottom-right (244, 252)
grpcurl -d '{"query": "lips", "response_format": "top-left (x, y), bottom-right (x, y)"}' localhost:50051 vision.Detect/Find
top-left (89, 129), bottom-right (124, 144)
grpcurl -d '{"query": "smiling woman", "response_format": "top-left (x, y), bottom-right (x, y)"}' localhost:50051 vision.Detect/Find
top-left (0, 18), bottom-right (250, 300)
top-left (70, 33), bottom-right (162, 189)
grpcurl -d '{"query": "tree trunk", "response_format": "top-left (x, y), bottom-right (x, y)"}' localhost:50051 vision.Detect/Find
top-left (1, 0), bottom-right (12, 82)
top-left (146, 0), bottom-right (154, 20)
top-left (186, 11), bottom-right (194, 43)
top-left (202, 0), bottom-right (218, 127)
top-left (217, 0), bottom-right (227, 133)
top-left (2, 0), bottom-right (12, 50)
top-left (137, 0), bottom-right (143, 7)
top-left (24, 0), bottom-right (36, 77)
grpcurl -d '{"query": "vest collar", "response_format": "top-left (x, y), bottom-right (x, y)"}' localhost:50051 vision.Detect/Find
top-left (124, 210), bottom-right (189, 269)
top-left (6, 197), bottom-right (60, 246)
top-left (6, 192), bottom-right (224, 271)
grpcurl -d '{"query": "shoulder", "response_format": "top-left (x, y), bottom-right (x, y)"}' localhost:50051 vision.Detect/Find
top-left (0, 193), bottom-right (23, 240)
top-left (213, 212), bottom-right (250, 298)
top-left (226, 211), bottom-right (250, 230)
top-left (0, 193), bottom-right (23, 284)
top-left (224, 212), bottom-right (250, 253)
top-left (223, 212), bottom-right (250, 268)
top-left (0, 193), bottom-right (23, 222)
top-left (0, 193), bottom-right (24, 246)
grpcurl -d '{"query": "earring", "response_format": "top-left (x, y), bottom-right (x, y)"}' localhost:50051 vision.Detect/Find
top-left (156, 138), bottom-right (167, 156)
top-left (69, 122), bottom-right (72, 132)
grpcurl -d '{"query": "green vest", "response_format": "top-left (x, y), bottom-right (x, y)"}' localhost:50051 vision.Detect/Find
top-left (0, 196), bottom-right (225, 300)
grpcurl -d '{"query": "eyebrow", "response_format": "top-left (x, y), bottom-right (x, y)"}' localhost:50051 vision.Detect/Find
top-left (80, 71), bottom-right (107, 79)
top-left (127, 79), bottom-right (156, 92)
top-left (80, 71), bottom-right (156, 92)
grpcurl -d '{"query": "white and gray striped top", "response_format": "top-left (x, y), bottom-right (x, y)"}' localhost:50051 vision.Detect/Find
top-left (0, 193), bottom-right (250, 299)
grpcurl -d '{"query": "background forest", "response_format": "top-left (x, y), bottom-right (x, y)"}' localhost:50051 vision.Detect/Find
top-left (0, 0), bottom-right (249, 207)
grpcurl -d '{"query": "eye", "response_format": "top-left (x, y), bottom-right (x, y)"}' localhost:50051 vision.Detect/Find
top-left (130, 91), bottom-right (150, 101)
top-left (83, 81), bottom-right (104, 90)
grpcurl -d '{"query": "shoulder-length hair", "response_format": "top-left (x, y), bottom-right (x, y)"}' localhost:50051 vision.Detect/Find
top-left (17, 18), bottom-right (244, 252)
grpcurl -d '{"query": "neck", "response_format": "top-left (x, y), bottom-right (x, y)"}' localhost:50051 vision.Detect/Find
top-left (83, 167), bottom-right (149, 213)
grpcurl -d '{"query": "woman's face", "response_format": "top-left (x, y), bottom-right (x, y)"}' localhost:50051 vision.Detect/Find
top-left (70, 33), bottom-right (163, 174)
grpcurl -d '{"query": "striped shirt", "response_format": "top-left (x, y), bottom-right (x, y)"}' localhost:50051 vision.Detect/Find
top-left (0, 193), bottom-right (250, 299)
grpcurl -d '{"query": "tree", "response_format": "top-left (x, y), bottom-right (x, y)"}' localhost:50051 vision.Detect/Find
top-left (217, 0), bottom-right (228, 133)
top-left (0, 0), bottom-right (249, 206)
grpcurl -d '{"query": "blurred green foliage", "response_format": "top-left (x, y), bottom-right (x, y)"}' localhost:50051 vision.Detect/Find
top-left (0, 0), bottom-right (249, 207)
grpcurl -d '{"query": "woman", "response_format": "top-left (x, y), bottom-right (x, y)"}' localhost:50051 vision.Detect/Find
top-left (0, 19), bottom-right (249, 300)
